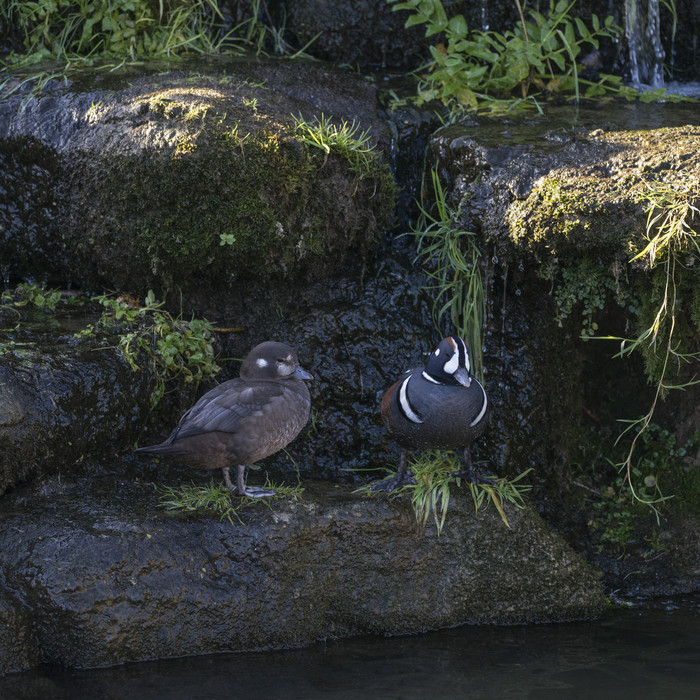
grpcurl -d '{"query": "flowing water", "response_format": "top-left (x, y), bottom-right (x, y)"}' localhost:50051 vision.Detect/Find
top-left (625, 0), bottom-right (666, 88)
top-left (2, 596), bottom-right (698, 700)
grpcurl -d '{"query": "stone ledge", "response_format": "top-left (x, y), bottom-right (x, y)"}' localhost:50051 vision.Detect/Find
top-left (0, 477), bottom-right (605, 672)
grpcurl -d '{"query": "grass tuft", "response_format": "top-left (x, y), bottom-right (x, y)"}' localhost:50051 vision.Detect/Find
top-left (292, 113), bottom-right (378, 180)
top-left (412, 167), bottom-right (485, 380)
top-left (157, 476), bottom-right (304, 524)
top-left (358, 451), bottom-right (532, 534)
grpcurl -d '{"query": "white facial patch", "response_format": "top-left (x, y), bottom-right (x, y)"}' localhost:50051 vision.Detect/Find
top-left (443, 349), bottom-right (459, 375)
top-left (434, 348), bottom-right (440, 356)
top-left (469, 380), bottom-right (488, 427)
top-left (256, 358), bottom-right (269, 368)
top-left (399, 376), bottom-right (423, 424)
top-left (277, 357), bottom-right (294, 376)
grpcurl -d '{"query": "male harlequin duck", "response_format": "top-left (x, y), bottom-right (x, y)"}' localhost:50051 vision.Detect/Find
top-left (372, 336), bottom-right (492, 492)
top-left (134, 341), bottom-right (313, 498)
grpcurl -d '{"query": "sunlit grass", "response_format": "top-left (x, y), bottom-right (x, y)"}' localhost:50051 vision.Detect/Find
top-left (292, 113), bottom-right (378, 180)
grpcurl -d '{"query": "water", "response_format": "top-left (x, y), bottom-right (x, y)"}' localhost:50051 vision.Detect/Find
top-left (2, 597), bottom-right (698, 700)
top-left (625, 0), bottom-right (666, 88)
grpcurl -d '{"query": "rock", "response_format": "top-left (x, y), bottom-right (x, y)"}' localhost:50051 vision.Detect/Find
top-left (0, 589), bottom-right (37, 676)
top-left (0, 476), bottom-right (605, 671)
top-left (0, 311), bottom-right (162, 495)
top-left (0, 59), bottom-right (396, 307)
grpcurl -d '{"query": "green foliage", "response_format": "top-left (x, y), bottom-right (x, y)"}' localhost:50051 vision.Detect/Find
top-left (411, 167), bottom-right (485, 379)
top-left (626, 180), bottom-right (700, 383)
top-left (0, 0), bottom-right (307, 79)
top-left (157, 478), bottom-right (304, 524)
top-left (77, 290), bottom-right (219, 406)
top-left (603, 179), bottom-right (700, 513)
top-left (389, 0), bottom-right (622, 115)
top-left (554, 258), bottom-right (638, 339)
top-left (7, 282), bottom-right (63, 311)
top-left (361, 452), bottom-right (532, 534)
top-left (1, 0), bottom-right (242, 67)
top-left (591, 423), bottom-right (699, 551)
top-left (1, 283), bottom-right (87, 327)
top-left (292, 113), bottom-right (380, 181)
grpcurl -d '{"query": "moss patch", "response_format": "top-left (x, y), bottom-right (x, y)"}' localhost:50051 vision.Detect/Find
top-left (62, 79), bottom-right (396, 294)
top-left (504, 126), bottom-right (700, 260)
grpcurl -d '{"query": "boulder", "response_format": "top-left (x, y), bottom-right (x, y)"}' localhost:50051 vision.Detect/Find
top-left (0, 58), bottom-right (396, 309)
top-left (0, 476), bottom-right (605, 669)
top-left (0, 310), bottom-right (158, 495)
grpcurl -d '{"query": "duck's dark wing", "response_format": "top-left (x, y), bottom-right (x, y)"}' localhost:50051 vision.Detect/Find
top-left (168, 379), bottom-right (287, 441)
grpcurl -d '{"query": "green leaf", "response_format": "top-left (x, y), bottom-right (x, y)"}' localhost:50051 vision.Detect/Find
top-left (447, 14), bottom-right (468, 39)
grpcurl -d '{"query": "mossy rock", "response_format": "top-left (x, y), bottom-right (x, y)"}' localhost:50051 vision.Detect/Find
top-left (0, 476), bottom-right (605, 672)
top-left (0, 61), bottom-right (397, 301)
top-left (503, 126), bottom-right (700, 262)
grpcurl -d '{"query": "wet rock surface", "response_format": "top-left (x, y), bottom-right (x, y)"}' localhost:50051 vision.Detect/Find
top-left (428, 105), bottom-right (700, 264)
top-left (0, 475), bottom-right (605, 669)
top-left (0, 309), bottom-right (161, 496)
top-left (0, 588), bottom-right (36, 676)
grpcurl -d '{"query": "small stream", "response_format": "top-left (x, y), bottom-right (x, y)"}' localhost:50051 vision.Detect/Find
top-left (2, 596), bottom-right (698, 699)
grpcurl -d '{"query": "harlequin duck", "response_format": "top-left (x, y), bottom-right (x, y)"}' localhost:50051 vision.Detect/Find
top-left (134, 341), bottom-right (313, 498)
top-left (372, 336), bottom-right (492, 492)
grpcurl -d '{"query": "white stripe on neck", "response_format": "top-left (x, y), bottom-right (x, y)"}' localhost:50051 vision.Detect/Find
top-left (421, 371), bottom-right (441, 384)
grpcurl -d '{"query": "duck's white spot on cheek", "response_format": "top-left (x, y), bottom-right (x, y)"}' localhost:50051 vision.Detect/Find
top-left (256, 358), bottom-right (269, 368)
top-left (435, 348), bottom-right (440, 356)
top-left (443, 351), bottom-right (459, 375)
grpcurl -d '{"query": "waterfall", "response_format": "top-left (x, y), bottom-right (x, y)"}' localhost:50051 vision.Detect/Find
top-left (625, 0), bottom-right (666, 87)
top-left (480, 0), bottom-right (489, 31)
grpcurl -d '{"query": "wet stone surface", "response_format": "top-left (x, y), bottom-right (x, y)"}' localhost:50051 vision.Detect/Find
top-left (0, 472), bottom-right (605, 670)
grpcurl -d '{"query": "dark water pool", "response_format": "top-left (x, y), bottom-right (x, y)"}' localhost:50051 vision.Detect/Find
top-left (2, 597), bottom-right (699, 700)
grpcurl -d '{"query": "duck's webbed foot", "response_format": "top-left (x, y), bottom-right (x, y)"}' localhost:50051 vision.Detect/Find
top-left (370, 450), bottom-right (416, 492)
top-left (222, 466), bottom-right (277, 499)
top-left (370, 470), bottom-right (416, 492)
top-left (239, 485), bottom-right (277, 498)
top-left (451, 448), bottom-right (496, 484)
top-left (452, 469), bottom-right (496, 485)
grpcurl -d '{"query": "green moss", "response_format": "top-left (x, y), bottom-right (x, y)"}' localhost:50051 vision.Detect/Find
top-left (506, 176), bottom-right (640, 257)
top-left (69, 105), bottom-right (396, 292)
top-left (553, 258), bottom-right (638, 339)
